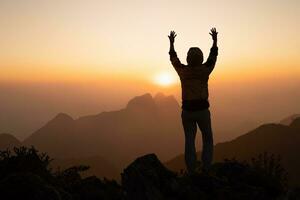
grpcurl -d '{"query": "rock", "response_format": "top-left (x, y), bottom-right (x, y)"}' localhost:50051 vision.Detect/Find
top-left (121, 154), bottom-right (178, 200)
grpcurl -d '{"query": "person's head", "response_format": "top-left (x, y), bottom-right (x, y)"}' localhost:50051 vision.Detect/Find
top-left (186, 47), bottom-right (203, 66)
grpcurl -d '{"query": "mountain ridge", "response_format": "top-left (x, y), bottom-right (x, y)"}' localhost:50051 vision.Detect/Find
top-left (2, 93), bottom-right (300, 182)
top-left (165, 117), bottom-right (300, 185)
top-left (23, 93), bottom-right (183, 173)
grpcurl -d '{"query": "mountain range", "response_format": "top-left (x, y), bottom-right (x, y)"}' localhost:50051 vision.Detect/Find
top-left (166, 117), bottom-right (300, 185)
top-left (2, 93), bottom-right (183, 178)
top-left (1, 92), bottom-right (299, 184)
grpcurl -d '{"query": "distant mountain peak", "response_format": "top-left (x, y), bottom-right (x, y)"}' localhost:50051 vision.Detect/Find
top-left (53, 113), bottom-right (73, 121)
top-left (154, 93), bottom-right (179, 109)
top-left (154, 92), bottom-right (166, 99)
top-left (126, 93), bottom-right (157, 111)
top-left (44, 113), bottom-right (74, 127)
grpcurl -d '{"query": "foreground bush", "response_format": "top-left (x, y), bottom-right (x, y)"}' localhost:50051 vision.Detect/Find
top-left (0, 146), bottom-right (122, 200)
top-left (0, 147), bottom-right (297, 200)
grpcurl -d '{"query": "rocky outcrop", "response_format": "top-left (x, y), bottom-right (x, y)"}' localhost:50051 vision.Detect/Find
top-left (121, 154), bottom-right (290, 200)
top-left (122, 154), bottom-right (178, 200)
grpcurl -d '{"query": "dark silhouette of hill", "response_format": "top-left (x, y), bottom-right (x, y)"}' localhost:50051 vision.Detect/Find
top-left (165, 117), bottom-right (300, 186)
top-left (0, 133), bottom-right (119, 179)
top-left (0, 133), bottom-right (21, 150)
top-left (23, 93), bottom-right (183, 170)
top-left (280, 114), bottom-right (300, 125)
top-left (1, 146), bottom-right (298, 200)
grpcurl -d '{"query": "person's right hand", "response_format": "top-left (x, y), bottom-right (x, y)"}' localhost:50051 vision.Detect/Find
top-left (168, 31), bottom-right (177, 43)
top-left (209, 28), bottom-right (218, 41)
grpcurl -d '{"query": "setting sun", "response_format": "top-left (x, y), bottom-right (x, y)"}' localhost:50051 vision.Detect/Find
top-left (154, 72), bottom-right (177, 86)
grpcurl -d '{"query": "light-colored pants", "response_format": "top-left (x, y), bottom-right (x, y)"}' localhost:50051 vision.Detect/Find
top-left (181, 109), bottom-right (213, 173)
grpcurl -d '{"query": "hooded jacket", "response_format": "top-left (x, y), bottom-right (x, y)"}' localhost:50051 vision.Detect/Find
top-left (169, 46), bottom-right (218, 110)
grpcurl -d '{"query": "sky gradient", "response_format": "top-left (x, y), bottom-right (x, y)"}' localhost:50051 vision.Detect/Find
top-left (0, 0), bottom-right (299, 140)
top-left (1, 0), bottom-right (299, 83)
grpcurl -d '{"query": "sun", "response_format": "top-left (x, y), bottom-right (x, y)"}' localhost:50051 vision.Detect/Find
top-left (153, 72), bottom-right (177, 87)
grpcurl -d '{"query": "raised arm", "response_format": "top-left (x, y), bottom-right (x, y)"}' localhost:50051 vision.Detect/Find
top-left (205, 28), bottom-right (219, 73)
top-left (168, 31), bottom-right (182, 69)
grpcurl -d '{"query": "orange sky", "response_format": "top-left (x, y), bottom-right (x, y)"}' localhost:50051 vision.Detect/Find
top-left (0, 0), bottom-right (299, 85)
top-left (1, 0), bottom-right (300, 140)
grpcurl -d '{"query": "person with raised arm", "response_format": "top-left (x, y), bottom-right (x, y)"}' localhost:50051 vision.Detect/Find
top-left (168, 28), bottom-right (218, 173)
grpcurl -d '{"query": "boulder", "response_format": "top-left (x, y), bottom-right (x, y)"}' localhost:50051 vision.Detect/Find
top-left (122, 154), bottom-right (178, 200)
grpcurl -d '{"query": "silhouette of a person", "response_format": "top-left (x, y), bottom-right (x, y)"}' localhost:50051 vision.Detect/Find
top-left (168, 28), bottom-right (218, 173)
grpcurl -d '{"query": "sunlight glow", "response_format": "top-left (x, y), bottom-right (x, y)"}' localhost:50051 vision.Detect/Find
top-left (154, 72), bottom-right (177, 87)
